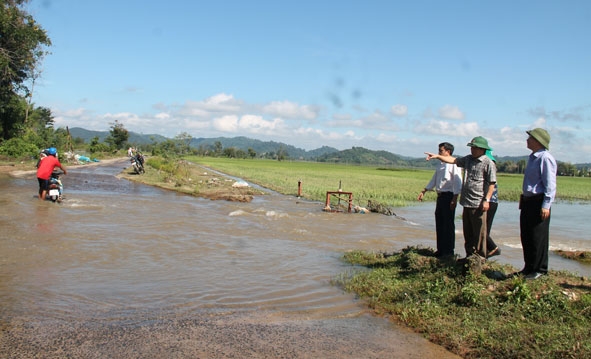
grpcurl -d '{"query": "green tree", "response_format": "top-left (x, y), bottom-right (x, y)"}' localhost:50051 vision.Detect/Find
top-left (223, 147), bottom-right (236, 158)
top-left (174, 132), bottom-right (192, 154)
top-left (277, 146), bottom-right (287, 161)
top-left (516, 159), bottom-right (526, 174)
top-left (25, 106), bottom-right (54, 146)
top-left (557, 161), bottom-right (577, 176)
top-left (498, 160), bottom-right (518, 173)
top-left (0, 0), bottom-right (51, 139)
top-left (152, 139), bottom-right (180, 157)
top-left (105, 120), bottom-right (129, 150)
top-left (88, 136), bottom-right (109, 154)
top-left (214, 141), bottom-right (222, 156)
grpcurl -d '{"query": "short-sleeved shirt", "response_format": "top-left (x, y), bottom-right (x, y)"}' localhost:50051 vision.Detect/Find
top-left (455, 154), bottom-right (496, 208)
top-left (36, 155), bottom-right (61, 180)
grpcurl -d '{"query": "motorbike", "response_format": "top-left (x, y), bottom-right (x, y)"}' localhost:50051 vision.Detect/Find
top-left (131, 152), bottom-right (145, 174)
top-left (47, 171), bottom-right (64, 203)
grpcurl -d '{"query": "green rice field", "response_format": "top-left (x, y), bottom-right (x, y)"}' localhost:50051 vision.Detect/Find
top-left (186, 156), bottom-right (591, 207)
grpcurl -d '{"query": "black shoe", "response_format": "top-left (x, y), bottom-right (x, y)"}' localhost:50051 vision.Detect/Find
top-left (487, 247), bottom-right (501, 257)
top-left (525, 272), bottom-right (545, 280)
top-left (506, 269), bottom-right (528, 279)
top-left (435, 251), bottom-right (453, 258)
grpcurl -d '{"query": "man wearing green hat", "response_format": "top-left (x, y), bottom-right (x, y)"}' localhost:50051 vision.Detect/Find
top-left (518, 128), bottom-right (557, 280)
top-left (425, 136), bottom-right (497, 259)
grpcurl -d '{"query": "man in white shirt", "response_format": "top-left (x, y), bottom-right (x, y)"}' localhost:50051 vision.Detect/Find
top-left (418, 142), bottom-right (463, 258)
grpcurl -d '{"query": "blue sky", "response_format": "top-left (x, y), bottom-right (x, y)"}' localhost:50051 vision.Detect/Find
top-left (29, 0), bottom-right (591, 163)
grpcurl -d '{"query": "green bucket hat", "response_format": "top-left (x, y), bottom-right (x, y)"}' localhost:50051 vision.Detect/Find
top-left (466, 136), bottom-right (491, 150)
top-left (526, 128), bottom-right (550, 149)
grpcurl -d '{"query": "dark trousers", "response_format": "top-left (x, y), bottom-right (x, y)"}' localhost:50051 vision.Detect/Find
top-left (486, 202), bottom-right (498, 252)
top-left (462, 207), bottom-right (487, 257)
top-left (520, 196), bottom-right (550, 274)
top-left (434, 192), bottom-right (456, 256)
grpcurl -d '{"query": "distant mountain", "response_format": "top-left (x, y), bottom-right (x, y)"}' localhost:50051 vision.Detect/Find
top-left (68, 128), bottom-right (338, 160)
top-left (306, 146), bottom-right (340, 158)
top-left (69, 127), bottom-right (168, 144)
top-left (316, 146), bottom-right (436, 168)
top-left (68, 127), bottom-right (589, 167)
top-left (189, 137), bottom-right (339, 160)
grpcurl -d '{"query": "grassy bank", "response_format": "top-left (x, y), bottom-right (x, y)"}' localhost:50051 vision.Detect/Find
top-left (186, 157), bottom-right (591, 205)
top-left (117, 156), bottom-right (265, 202)
top-left (337, 247), bottom-right (591, 358)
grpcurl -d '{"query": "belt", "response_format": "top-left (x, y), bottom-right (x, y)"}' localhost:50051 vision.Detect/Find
top-left (521, 193), bottom-right (544, 202)
top-left (437, 191), bottom-right (453, 197)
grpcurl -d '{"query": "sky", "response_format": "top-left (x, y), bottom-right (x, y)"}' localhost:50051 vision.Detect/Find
top-left (27, 0), bottom-right (591, 163)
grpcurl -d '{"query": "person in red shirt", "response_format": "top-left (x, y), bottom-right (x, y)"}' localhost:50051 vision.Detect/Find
top-left (36, 147), bottom-right (67, 200)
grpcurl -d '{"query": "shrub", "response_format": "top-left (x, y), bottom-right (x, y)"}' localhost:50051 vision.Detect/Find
top-left (0, 137), bottom-right (39, 158)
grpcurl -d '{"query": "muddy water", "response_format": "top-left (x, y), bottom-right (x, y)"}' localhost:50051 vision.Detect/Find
top-left (1, 160), bottom-right (589, 358)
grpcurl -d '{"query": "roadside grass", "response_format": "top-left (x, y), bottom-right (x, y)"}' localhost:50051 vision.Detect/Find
top-left (118, 156), bottom-right (264, 201)
top-left (185, 157), bottom-right (591, 205)
top-left (556, 250), bottom-right (591, 263)
top-left (335, 246), bottom-right (591, 359)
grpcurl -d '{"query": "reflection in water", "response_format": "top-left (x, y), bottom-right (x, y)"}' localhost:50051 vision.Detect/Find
top-left (0, 161), bottom-right (589, 357)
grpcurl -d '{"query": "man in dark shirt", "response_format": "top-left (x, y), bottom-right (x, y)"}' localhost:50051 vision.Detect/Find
top-left (425, 136), bottom-right (497, 258)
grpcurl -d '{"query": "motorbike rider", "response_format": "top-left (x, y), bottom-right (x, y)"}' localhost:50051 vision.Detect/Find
top-left (36, 147), bottom-right (67, 200)
top-left (136, 151), bottom-right (144, 166)
top-left (36, 149), bottom-right (48, 168)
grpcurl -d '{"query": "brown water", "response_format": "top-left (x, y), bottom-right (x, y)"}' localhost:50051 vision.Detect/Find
top-left (1, 160), bottom-right (589, 358)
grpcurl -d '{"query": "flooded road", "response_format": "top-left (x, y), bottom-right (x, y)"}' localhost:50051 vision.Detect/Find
top-left (1, 159), bottom-right (589, 358)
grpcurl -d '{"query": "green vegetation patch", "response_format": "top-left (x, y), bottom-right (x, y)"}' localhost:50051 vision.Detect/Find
top-left (118, 156), bottom-right (265, 202)
top-left (186, 157), bottom-right (591, 205)
top-left (187, 157), bottom-right (436, 207)
top-left (555, 250), bottom-right (591, 263)
top-left (336, 246), bottom-right (591, 358)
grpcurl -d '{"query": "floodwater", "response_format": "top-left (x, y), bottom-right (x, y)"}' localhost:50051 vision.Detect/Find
top-left (1, 160), bottom-right (589, 358)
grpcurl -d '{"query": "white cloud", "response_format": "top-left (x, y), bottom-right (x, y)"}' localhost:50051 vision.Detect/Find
top-left (46, 92), bottom-right (590, 163)
top-left (62, 108), bottom-right (87, 117)
top-left (327, 113), bottom-right (363, 128)
top-left (213, 115), bottom-right (239, 132)
top-left (360, 111), bottom-right (391, 128)
top-left (179, 93), bottom-right (243, 117)
top-left (417, 120), bottom-right (480, 137)
top-left (206, 93), bottom-right (236, 106)
top-left (238, 115), bottom-right (284, 134)
top-left (438, 105), bottom-right (465, 120)
top-left (391, 104), bottom-right (408, 117)
top-left (532, 117), bottom-right (547, 128)
top-left (262, 101), bottom-right (318, 120)
top-left (325, 111), bottom-right (399, 131)
top-left (181, 118), bottom-right (210, 131)
top-left (375, 132), bottom-right (398, 143)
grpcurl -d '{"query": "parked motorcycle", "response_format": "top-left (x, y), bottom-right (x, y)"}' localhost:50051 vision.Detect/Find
top-left (47, 171), bottom-right (64, 203)
top-left (131, 152), bottom-right (145, 174)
